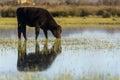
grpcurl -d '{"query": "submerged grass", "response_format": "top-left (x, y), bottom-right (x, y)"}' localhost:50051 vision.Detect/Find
top-left (0, 39), bottom-right (120, 80)
top-left (62, 38), bottom-right (120, 51)
top-left (0, 73), bottom-right (120, 80)
top-left (0, 17), bottom-right (120, 29)
top-left (0, 38), bottom-right (120, 52)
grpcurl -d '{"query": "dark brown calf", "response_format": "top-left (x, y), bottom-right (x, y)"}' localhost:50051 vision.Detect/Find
top-left (16, 7), bottom-right (62, 40)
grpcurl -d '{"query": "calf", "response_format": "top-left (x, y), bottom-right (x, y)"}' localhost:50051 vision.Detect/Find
top-left (16, 7), bottom-right (62, 40)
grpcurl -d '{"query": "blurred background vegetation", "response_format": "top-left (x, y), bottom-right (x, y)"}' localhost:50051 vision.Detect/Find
top-left (0, 0), bottom-right (120, 18)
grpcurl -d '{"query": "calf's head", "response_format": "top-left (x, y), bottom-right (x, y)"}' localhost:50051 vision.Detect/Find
top-left (51, 25), bottom-right (62, 38)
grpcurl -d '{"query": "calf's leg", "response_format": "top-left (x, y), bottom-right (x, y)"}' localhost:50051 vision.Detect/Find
top-left (35, 26), bottom-right (40, 40)
top-left (43, 30), bottom-right (48, 39)
top-left (18, 23), bottom-right (22, 40)
top-left (18, 23), bottom-right (27, 40)
top-left (22, 25), bottom-right (27, 40)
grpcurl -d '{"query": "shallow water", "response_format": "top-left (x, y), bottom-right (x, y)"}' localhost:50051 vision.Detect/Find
top-left (0, 28), bottom-right (120, 79)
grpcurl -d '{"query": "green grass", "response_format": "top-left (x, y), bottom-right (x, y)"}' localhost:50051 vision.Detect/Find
top-left (56, 17), bottom-right (120, 28)
top-left (0, 17), bottom-right (120, 29)
top-left (0, 18), bottom-right (17, 29)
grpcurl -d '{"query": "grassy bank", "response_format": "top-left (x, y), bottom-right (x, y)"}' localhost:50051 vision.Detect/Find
top-left (0, 17), bottom-right (120, 29)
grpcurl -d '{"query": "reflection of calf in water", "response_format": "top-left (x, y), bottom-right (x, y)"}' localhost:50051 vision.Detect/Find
top-left (17, 40), bottom-right (61, 71)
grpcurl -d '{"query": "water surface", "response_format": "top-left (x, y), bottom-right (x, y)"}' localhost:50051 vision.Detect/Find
top-left (0, 28), bottom-right (120, 79)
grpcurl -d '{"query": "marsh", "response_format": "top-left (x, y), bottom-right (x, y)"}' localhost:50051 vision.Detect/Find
top-left (0, 28), bottom-right (120, 79)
